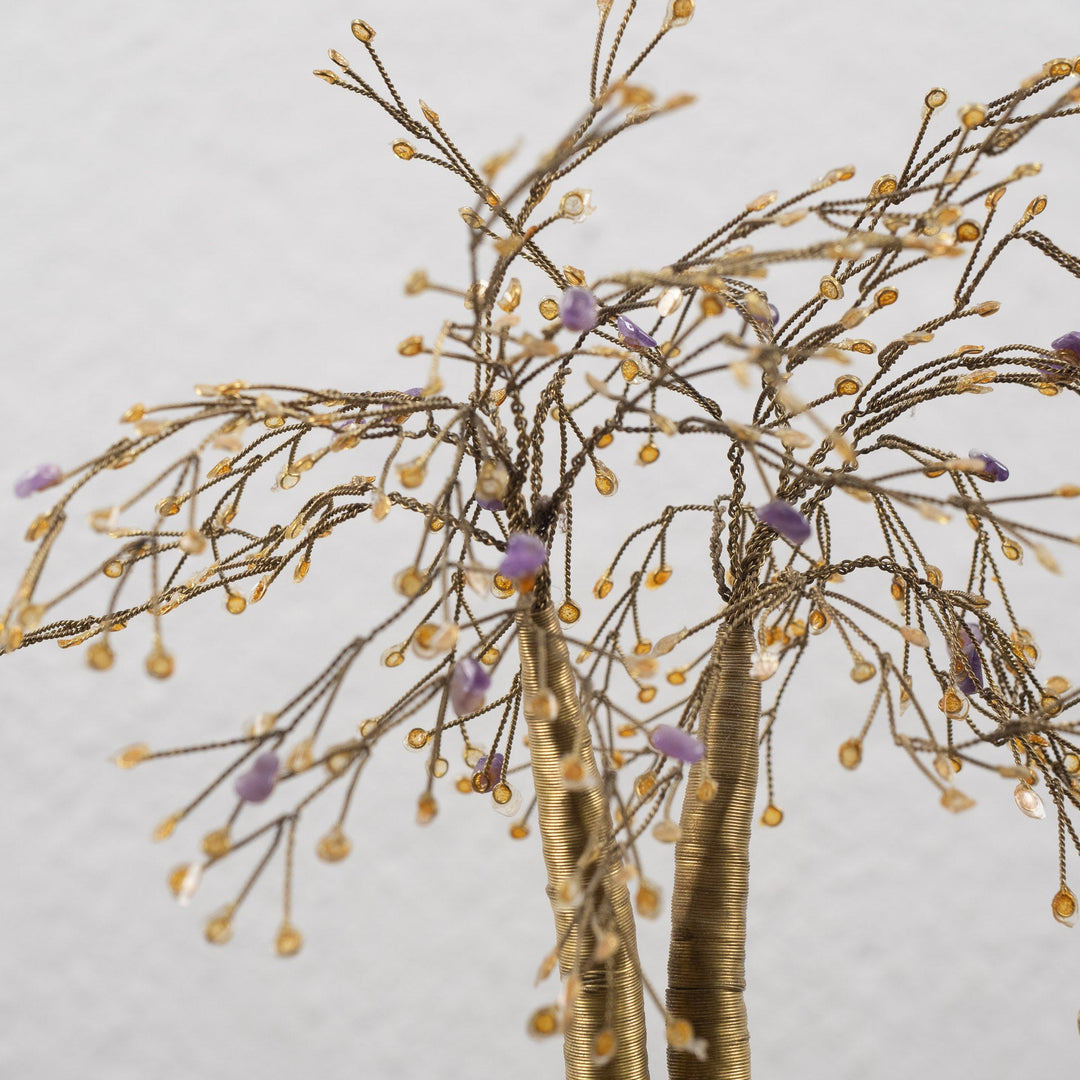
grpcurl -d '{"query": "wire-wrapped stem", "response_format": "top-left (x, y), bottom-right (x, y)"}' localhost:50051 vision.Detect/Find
top-left (517, 603), bottom-right (649, 1080)
top-left (667, 623), bottom-right (759, 1080)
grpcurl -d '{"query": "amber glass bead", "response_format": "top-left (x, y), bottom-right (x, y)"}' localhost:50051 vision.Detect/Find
top-left (492, 782), bottom-right (513, 805)
top-left (350, 18), bottom-right (374, 41)
top-left (667, 669), bottom-right (686, 685)
top-left (480, 646), bottom-right (500, 665)
top-left (391, 140), bottom-right (415, 160)
top-left (621, 358), bottom-right (640, 382)
top-left (645, 565), bottom-right (672, 589)
top-left (456, 777), bottom-right (473, 794)
top-left (114, 743), bottom-right (150, 769)
top-left (103, 560), bottom-right (124, 579)
top-left (416, 793), bottom-right (438, 825)
top-left (557, 601), bottom-right (580, 624)
top-left (226, 594), bottom-right (246, 614)
top-left (635, 772), bottom-right (657, 798)
top-left (835, 375), bottom-right (861, 396)
top-left (850, 660), bottom-right (875, 684)
top-left (819, 275), bottom-right (843, 301)
top-left (492, 573), bottom-right (514, 599)
top-left (1052, 886), bottom-right (1078, 927)
top-left (153, 814), bottom-right (179, 843)
top-left (538, 297), bottom-right (559, 320)
top-left (406, 728), bottom-right (429, 750)
top-left (593, 464), bottom-right (618, 496)
top-left (510, 822), bottom-right (529, 839)
top-left (593, 575), bottom-right (613, 599)
top-left (528, 1006), bottom-right (559, 1039)
top-left (635, 883), bottom-right (661, 919)
top-left (317, 825), bottom-right (351, 863)
top-left (595, 432), bottom-right (614, 449)
top-left (760, 803), bottom-right (783, 827)
top-left (638, 443), bottom-right (660, 465)
top-left (808, 608), bottom-right (829, 634)
top-left (167, 864), bottom-right (195, 898)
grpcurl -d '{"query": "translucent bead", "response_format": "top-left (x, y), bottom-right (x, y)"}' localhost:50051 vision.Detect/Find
top-left (103, 559), bottom-right (124, 579)
top-left (596, 432), bottom-right (614, 448)
top-left (286, 738), bottom-right (314, 774)
top-left (667, 668), bottom-right (686, 685)
top-left (509, 822), bottom-right (529, 839)
top-left (1052, 886), bottom-right (1078, 927)
top-left (924, 87), bottom-right (948, 110)
top-left (696, 778), bottom-right (718, 802)
top-left (204, 909), bottom-right (233, 945)
top-left (645, 566), bottom-right (672, 589)
top-left (1014, 784), bottom-right (1046, 819)
top-left (635, 772), bottom-right (657, 798)
top-left (940, 788), bottom-right (975, 813)
top-left (529, 689), bottom-right (559, 721)
top-left (838, 738), bottom-right (863, 769)
top-left (835, 376), bottom-right (861, 396)
top-left (959, 102), bottom-right (986, 127)
top-left (652, 819), bottom-right (681, 843)
top-left (406, 728), bottom-right (429, 750)
top-left (391, 140), bottom-right (415, 160)
top-left (316, 825), bottom-right (351, 862)
top-left (167, 863), bottom-right (200, 901)
top-left (381, 645), bottom-right (406, 667)
top-left (275, 923), bottom-right (303, 957)
top-left (1064, 754), bottom-right (1080, 774)
top-left (760, 803), bottom-right (784, 827)
top-left (538, 297), bottom-right (559, 320)
top-left (557, 600), bottom-right (580, 624)
top-left (638, 443), bottom-right (660, 465)
top-left (202, 828), bottom-right (232, 859)
top-left (593, 575), bottom-right (613, 599)
top-left (808, 608), bottom-right (830, 634)
top-left (637, 685), bottom-right (657, 704)
top-left (225, 594), bottom-right (247, 615)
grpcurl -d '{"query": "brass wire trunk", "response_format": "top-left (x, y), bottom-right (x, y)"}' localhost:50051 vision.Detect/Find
top-left (516, 604), bottom-right (650, 1080)
top-left (667, 624), bottom-right (760, 1080)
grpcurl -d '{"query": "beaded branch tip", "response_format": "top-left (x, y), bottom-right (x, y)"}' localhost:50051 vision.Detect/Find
top-left (6, 5), bottom-right (1080, 1078)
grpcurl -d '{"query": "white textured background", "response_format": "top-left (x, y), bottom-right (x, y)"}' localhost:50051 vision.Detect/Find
top-left (3, 2), bottom-right (1080, 1078)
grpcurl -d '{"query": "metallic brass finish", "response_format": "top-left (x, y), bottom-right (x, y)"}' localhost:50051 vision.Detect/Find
top-left (667, 625), bottom-right (759, 1079)
top-left (517, 604), bottom-right (649, 1080)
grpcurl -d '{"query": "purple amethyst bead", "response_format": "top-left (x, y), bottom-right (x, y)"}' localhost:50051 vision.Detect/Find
top-left (955, 623), bottom-right (984, 696)
top-left (649, 724), bottom-right (705, 764)
top-left (561, 287), bottom-right (598, 333)
top-left (1051, 331), bottom-right (1080, 359)
top-left (616, 315), bottom-right (658, 349)
top-left (969, 449), bottom-right (1009, 483)
top-left (234, 752), bottom-right (280, 803)
top-left (450, 658), bottom-right (491, 717)
top-left (474, 752), bottom-right (504, 785)
top-left (499, 532), bottom-right (548, 579)
top-left (476, 497), bottom-right (504, 512)
top-left (14, 462), bottom-right (62, 499)
top-left (755, 499), bottom-right (811, 546)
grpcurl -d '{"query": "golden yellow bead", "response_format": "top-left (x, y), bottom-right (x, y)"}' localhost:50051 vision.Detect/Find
top-left (225, 593), bottom-right (247, 615)
top-left (838, 738), bottom-right (863, 769)
top-left (391, 140), bottom-right (416, 160)
top-left (593, 576), bottom-right (613, 599)
top-left (381, 647), bottom-right (405, 667)
top-left (492, 782), bottom-right (513, 805)
top-left (397, 335), bottom-right (423, 356)
top-left (316, 825), bottom-right (352, 863)
top-left (621, 358), bottom-right (640, 382)
top-left (201, 828), bottom-right (232, 859)
top-left (114, 743), bottom-right (150, 769)
top-left (760, 803), bottom-right (784, 827)
top-left (834, 376), bottom-right (861, 396)
top-left (510, 822), bottom-right (530, 839)
top-left (153, 813), bottom-right (179, 843)
top-left (538, 297), bottom-right (559, 320)
top-left (638, 443), bottom-right (660, 464)
top-left (492, 573), bottom-right (514, 599)
top-left (593, 464), bottom-right (618, 496)
top-left (86, 641), bottom-right (114, 671)
top-left (1052, 886), bottom-right (1078, 926)
top-left (275, 923), bottom-right (303, 957)
top-left (666, 668), bottom-right (686, 685)
top-left (637, 685), bottom-right (657, 704)
top-left (595, 432), bottom-right (614, 449)
top-left (204, 910), bottom-right (233, 945)
top-left (156, 496), bottom-right (181, 517)
top-left (819, 275), bottom-right (844, 301)
top-left (850, 661), bottom-right (876, 684)
top-left (145, 648), bottom-right (175, 680)
top-left (557, 600), bottom-right (581, 624)
top-left (635, 771), bottom-right (657, 798)
top-left (480, 646), bottom-right (500, 665)
top-left (528, 1006), bottom-right (560, 1039)
top-left (286, 738), bottom-right (314, 774)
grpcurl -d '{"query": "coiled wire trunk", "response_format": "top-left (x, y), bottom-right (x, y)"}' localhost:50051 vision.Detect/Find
top-left (517, 603), bottom-right (650, 1080)
top-left (667, 623), bottom-right (759, 1079)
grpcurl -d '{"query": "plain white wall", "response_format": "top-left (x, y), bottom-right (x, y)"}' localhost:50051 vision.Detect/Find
top-left (3, 2), bottom-right (1080, 1078)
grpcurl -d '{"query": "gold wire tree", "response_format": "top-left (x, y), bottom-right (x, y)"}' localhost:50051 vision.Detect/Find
top-left (5, 4), bottom-right (1080, 1078)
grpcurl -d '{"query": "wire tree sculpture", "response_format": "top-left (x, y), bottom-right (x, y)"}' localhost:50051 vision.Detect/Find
top-left (5, 4), bottom-right (1080, 1077)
